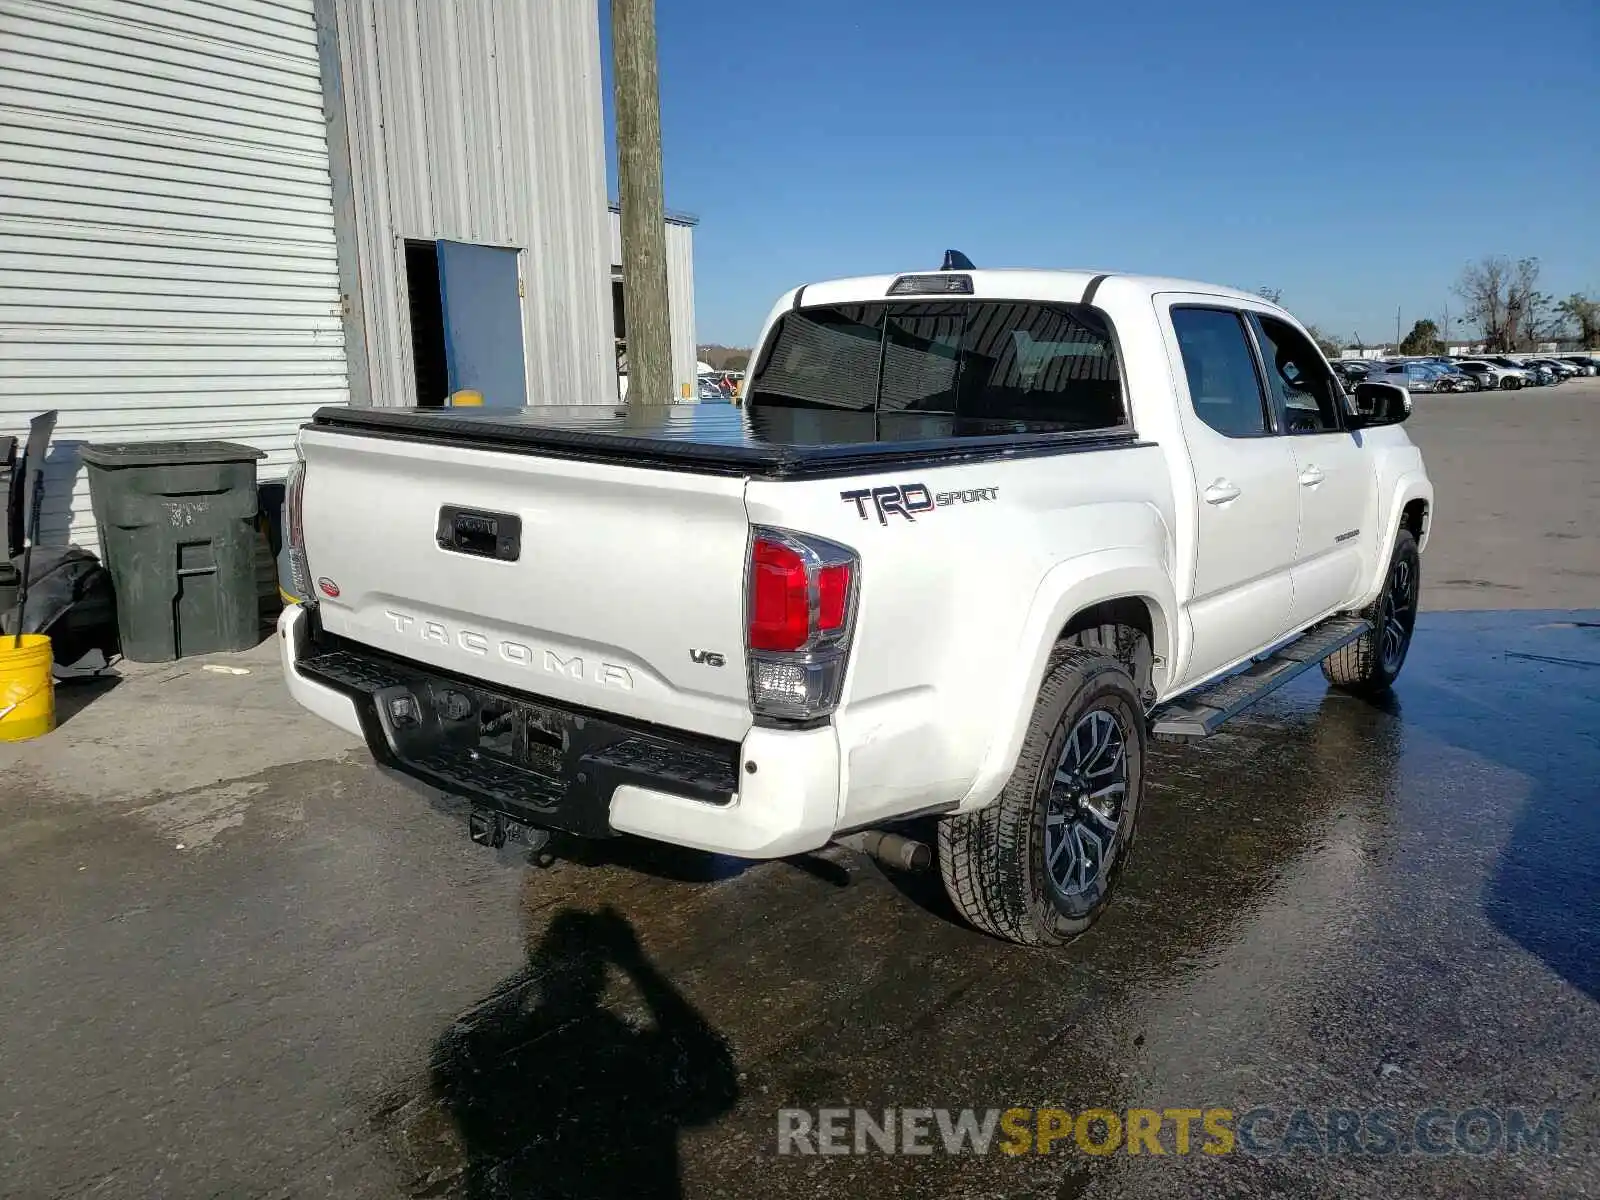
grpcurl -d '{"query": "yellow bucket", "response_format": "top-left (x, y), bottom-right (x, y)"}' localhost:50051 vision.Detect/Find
top-left (0, 634), bottom-right (55, 742)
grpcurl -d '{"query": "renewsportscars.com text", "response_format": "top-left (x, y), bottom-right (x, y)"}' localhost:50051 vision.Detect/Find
top-left (776, 1106), bottom-right (1561, 1158)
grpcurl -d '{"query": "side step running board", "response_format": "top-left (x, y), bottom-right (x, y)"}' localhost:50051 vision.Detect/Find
top-left (1150, 614), bottom-right (1371, 741)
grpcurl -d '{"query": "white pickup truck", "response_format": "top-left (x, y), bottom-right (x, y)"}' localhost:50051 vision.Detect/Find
top-left (280, 262), bottom-right (1433, 946)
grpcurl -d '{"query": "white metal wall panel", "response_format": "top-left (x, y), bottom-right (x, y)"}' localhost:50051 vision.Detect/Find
top-left (608, 207), bottom-right (699, 400)
top-left (336, 0), bottom-right (615, 407)
top-left (666, 220), bottom-right (697, 399)
top-left (0, 0), bottom-right (346, 549)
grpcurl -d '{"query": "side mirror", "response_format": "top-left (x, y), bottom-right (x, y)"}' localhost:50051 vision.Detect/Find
top-left (1351, 381), bottom-right (1411, 427)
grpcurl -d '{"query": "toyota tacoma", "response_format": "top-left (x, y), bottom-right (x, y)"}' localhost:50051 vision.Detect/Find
top-left (279, 260), bottom-right (1433, 946)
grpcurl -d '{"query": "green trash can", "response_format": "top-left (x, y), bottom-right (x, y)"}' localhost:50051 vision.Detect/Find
top-left (81, 441), bottom-right (267, 662)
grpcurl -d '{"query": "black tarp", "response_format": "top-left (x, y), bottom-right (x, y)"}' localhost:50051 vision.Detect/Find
top-left (1, 546), bottom-right (119, 665)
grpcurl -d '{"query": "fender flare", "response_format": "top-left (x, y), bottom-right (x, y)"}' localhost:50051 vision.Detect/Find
top-left (1359, 472), bottom-right (1434, 607)
top-left (957, 549), bottom-right (1177, 813)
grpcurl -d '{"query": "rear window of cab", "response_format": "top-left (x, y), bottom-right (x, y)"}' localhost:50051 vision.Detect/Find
top-left (747, 301), bottom-right (1127, 434)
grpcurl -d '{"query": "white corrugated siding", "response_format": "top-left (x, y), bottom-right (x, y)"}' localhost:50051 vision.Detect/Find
top-left (608, 207), bottom-right (698, 400)
top-left (665, 220), bottom-right (697, 399)
top-left (0, 0), bottom-right (346, 549)
top-left (335, 0), bottom-right (614, 407)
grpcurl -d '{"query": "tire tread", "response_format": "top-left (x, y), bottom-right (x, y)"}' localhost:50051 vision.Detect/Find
top-left (939, 645), bottom-right (1139, 946)
top-left (1321, 529), bottom-right (1419, 694)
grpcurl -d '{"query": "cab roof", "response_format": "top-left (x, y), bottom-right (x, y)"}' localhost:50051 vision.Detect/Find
top-left (793, 269), bottom-right (1276, 311)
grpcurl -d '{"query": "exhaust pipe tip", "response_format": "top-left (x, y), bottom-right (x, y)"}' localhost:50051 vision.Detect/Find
top-left (835, 830), bottom-right (933, 873)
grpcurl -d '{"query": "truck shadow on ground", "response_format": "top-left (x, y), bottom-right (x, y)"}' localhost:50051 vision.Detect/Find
top-left (513, 828), bottom-right (853, 891)
top-left (419, 906), bottom-right (739, 1200)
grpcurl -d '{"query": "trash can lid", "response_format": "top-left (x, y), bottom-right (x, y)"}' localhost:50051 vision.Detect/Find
top-left (80, 440), bottom-right (268, 467)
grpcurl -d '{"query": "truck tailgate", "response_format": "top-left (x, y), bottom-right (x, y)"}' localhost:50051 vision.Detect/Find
top-left (296, 426), bottom-right (754, 743)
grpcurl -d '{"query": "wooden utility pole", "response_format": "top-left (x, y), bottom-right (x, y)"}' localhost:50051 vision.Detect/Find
top-left (611, 0), bottom-right (672, 405)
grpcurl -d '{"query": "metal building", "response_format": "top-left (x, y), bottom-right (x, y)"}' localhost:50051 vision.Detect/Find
top-left (0, 0), bottom-right (347, 548)
top-left (325, 0), bottom-right (618, 409)
top-left (1, 0), bottom-right (696, 549)
top-left (608, 206), bottom-right (700, 401)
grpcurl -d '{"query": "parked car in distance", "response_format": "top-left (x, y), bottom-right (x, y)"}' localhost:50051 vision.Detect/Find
top-left (1332, 360), bottom-right (1374, 391)
top-left (1558, 355), bottom-right (1598, 375)
top-left (698, 377), bottom-right (728, 402)
top-left (1413, 363), bottom-right (1456, 392)
top-left (1530, 358), bottom-right (1577, 380)
top-left (1406, 362), bottom-right (1454, 391)
top-left (1486, 357), bottom-right (1536, 388)
top-left (1453, 360), bottom-right (1505, 390)
top-left (1427, 362), bottom-right (1479, 392)
top-left (1367, 360), bottom-right (1439, 393)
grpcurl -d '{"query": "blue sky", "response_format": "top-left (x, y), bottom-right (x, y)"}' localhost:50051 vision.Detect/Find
top-left (603, 0), bottom-right (1600, 347)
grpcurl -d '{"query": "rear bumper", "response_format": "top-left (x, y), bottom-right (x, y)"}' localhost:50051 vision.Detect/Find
top-left (277, 605), bottom-right (840, 857)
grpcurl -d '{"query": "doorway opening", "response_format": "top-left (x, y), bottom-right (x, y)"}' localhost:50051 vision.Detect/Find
top-left (404, 240), bottom-right (448, 406)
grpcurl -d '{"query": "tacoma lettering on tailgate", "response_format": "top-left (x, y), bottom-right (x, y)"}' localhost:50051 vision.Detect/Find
top-left (382, 610), bottom-right (634, 689)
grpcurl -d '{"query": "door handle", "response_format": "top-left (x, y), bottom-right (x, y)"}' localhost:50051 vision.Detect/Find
top-left (1203, 479), bottom-right (1241, 505)
top-left (1299, 465), bottom-right (1325, 487)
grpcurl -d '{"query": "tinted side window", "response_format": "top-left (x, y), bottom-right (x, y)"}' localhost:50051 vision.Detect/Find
top-left (1170, 307), bottom-right (1269, 437)
top-left (1253, 315), bottom-right (1343, 434)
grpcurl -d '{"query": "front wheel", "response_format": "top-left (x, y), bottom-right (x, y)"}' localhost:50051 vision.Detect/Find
top-left (939, 647), bottom-right (1145, 946)
top-left (1322, 529), bottom-right (1421, 695)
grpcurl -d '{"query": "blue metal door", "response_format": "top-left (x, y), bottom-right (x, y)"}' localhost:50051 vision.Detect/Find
top-left (437, 241), bottom-right (527, 407)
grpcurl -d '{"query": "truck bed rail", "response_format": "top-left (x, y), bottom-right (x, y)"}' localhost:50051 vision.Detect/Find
top-left (309, 405), bottom-right (1151, 481)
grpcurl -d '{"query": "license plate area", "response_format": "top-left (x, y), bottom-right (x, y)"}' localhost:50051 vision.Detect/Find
top-left (436, 505), bottom-right (521, 561)
top-left (475, 695), bottom-right (565, 778)
top-left (295, 628), bottom-right (742, 837)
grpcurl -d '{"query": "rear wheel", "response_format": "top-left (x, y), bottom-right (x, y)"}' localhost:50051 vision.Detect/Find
top-left (1322, 529), bottom-right (1420, 695)
top-left (939, 647), bottom-right (1145, 946)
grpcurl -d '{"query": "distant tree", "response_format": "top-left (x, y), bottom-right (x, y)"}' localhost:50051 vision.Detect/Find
top-left (1304, 325), bottom-right (1343, 358)
top-left (1455, 256), bottom-right (1546, 351)
top-left (1455, 256), bottom-right (1510, 351)
top-left (1557, 293), bottom-right (1600, 348)
top-left (1256, 287), bottom-right (1284, 304)
top-left (1521, 290), bottom-right (1558, 349)
top-left (1398, 319), bottom-right (1444, 356)
top-left (696, 344), bottom-right (754, 372)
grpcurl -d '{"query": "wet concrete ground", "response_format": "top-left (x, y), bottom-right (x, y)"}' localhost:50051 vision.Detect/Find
top-left (3, 385), bottom-right (1599, 1198)
top-left (4, 611), bottom-right (1597, 1199)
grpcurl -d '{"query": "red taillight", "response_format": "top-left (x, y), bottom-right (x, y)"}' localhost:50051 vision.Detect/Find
top-left (745, 527), bottom-right (860, 721)
top-left (749, 537), bottom-right (810, 651)
top-left (817, 562), bottom-right (851, 632)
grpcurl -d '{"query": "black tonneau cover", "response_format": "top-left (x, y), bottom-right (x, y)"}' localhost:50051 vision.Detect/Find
top-left (309, 404), bottom-right (1146, 481)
